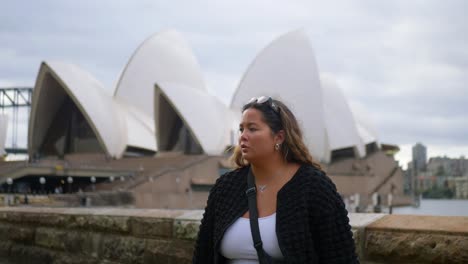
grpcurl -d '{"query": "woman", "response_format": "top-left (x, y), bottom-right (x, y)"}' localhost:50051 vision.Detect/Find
top-left (193, 96), bottom-right (359, 263)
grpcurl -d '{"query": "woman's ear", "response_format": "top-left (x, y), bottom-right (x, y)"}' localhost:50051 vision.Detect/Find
top-left (275, 130), bottom-right (285, 145)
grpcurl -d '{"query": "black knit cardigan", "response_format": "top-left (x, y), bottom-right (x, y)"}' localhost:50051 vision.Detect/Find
top-left (193, 164), bottom-right (359, 264)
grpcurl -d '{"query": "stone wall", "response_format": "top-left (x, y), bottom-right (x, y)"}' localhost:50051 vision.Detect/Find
top-left (0, 208), bottom-right (199, 264)
top-left (350, 214), bottom-right (468, 263)
top-left (0, 208), bottom-right (467, 263)
top-left (0, 192), bottom-right (135, 208)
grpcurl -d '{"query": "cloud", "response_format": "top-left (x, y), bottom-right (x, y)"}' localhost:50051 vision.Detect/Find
top-left (0, 0), bottom-right (467, 162)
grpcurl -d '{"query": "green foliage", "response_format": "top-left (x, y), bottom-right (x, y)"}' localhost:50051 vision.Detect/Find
top-left (422, 186), bottom-right (454, 199)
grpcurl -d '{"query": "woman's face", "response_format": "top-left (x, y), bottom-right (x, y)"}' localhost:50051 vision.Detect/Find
top-left (239, 108), bottom-right (278, 163)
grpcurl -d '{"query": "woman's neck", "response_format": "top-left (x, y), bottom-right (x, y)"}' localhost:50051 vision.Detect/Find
top-left (250, 157), bottom-right (288, 184)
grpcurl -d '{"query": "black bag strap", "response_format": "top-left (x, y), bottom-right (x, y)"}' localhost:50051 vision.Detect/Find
top-left (245, 168), bottom-right (274, 264)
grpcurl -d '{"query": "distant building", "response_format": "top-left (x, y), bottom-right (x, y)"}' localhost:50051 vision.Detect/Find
top-left (413, 154), bottom-right (468, 194)
top-left (404, 161), bottom-right (414, 194)
top-left (427, 156), bottom-right (468, 177)
top-left (454, 177), bottom-right (468, 199)
top-left (410, 143), bottom-right (427, 193)
top-left (412, 143), bottom-right (427, 173)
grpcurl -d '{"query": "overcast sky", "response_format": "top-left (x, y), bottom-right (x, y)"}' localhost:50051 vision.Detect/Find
top-left (1, 0), bottom-right (467, 167)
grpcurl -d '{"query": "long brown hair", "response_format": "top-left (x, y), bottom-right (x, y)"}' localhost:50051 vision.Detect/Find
top-left (231, 97), bottom-right (323, 171)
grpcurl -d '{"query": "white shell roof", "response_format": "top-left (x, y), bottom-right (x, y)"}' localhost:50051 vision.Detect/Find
top-left (231, 30), bottom-right (328, 162)
top-left (155, 82), bottom-right (231, 155)
top-left (230, 30), bottom-right (380, 162)
top-left (28, 30), bottom-right (207, 157)
top-left (349, 102), bottom-right (380, 145)
top-left (320, 73), bottom-right (365, 159)
top-left (114, 30), bottom-right (207, 152)
top-left (355, 116), bottom-right (379, 146)
top-left (27, 29), bottom-right (380, 161)
top-left (356, 123), bottom-right (377, 145)
top-left (114, 98), bottom-right (156, 151)
top-left (28, 62), bottom-right (127, 158)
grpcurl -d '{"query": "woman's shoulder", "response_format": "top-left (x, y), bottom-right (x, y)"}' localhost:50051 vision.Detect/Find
top-left (295, 164), bottom-right (328, 182)
top-left (294, 164), bottom-right (338, 193)
top-left (214, 166), bottom-right (248, 187)
top-left (295, 164), bottom-right (344, 210)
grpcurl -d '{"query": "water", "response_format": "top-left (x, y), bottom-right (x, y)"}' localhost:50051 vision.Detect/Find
top-left (393, 199), bottom-right (468, 216)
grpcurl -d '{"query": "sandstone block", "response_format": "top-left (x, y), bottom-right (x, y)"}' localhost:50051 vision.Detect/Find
top-left (0, 223), bottom-right (35, 244)
top-left (8, 225), bottom-right (35, 244)
top-left (22, 212), bottom-right (71, 227)
top-left (68, 215), bottom-right (130, 233)
top-left (0, 223), bottom-right (9, 240)
top-left (9, 244), bottom-right (55, 264)
top-left (0, 241), bottom-right (12, 257)
top-left (364, 214), bottom-right (468, 263)
top-left (130, 217), bottom-right (173, 238)
top-left (51, 253), bottom-right (100, 264)
top-left (174, 211), bottom-right (203, 241)
top-left (145, 238), bottom-right (193, 263)
top-left (173, 219), bottom-right (200, 241)
top-left (100, 235), bottom-right (146, 264)
top-left (58, 230), bottom-right (102, 257)
top-left (4, 212), bottom-right (23, 223)
top-left (143, 253), bottom-right (171, 264)
top-left (99, 260), bottom-right (122, 264)
top-left (0, 211), bottom-right (7, 221)
top-left (35, 227), bottom-right (67, 250)
top-left (365, 230), bottom-right (468, 263)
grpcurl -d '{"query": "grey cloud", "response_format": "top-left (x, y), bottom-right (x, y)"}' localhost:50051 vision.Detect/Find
top-left (0, 0), bottom-right (467, 156)
top-left (376, 114), bottom-right (468, 145)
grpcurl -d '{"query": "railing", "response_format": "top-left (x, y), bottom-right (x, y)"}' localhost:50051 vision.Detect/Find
top-left (370, 165), bottom-right (399, 194)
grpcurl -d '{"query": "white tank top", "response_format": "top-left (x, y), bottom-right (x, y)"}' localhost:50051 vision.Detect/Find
top-left (220, 213), bottom-right (284, 263)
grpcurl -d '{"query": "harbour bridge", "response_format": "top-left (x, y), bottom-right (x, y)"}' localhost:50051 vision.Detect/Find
top-left (0, 87), bottom-right (32, 155)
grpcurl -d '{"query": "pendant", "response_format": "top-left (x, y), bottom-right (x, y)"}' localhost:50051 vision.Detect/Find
top-left (258, 185), bottom-right (267, 193)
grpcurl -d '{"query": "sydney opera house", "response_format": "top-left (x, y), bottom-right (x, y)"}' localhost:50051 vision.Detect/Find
top-left (0, 30), bottom-right (406, 209)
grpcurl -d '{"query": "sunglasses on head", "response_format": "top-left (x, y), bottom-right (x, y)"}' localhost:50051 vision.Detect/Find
top-left (247, 96), bottom-right (279, 113)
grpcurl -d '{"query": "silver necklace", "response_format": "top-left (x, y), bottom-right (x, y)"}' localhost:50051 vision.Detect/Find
top-left (256, 166), bottom-right (289, 193)
top-left (258, 184), bottom-right (268, 193)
